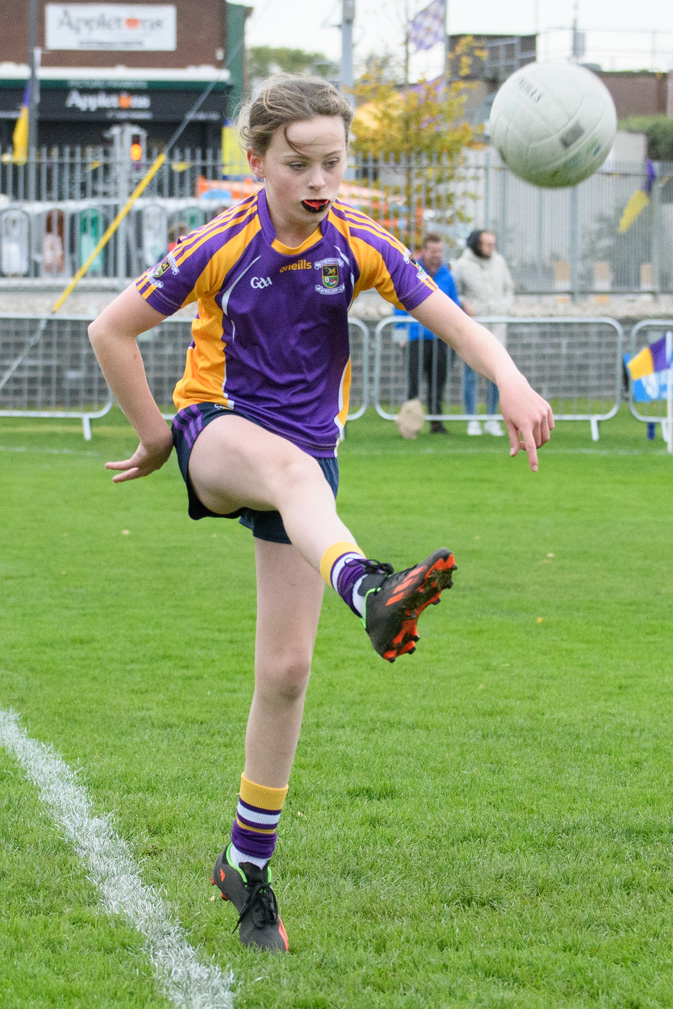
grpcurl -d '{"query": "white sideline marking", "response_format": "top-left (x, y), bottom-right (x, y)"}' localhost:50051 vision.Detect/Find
top-left (0, 445), bottom-right (100, 456)
top-left (1, 443), bottom-right (668, 459)
top-left (0, 709), bottom-right (235, 1009)
top-left (345, 445), bottom-right (667, 458)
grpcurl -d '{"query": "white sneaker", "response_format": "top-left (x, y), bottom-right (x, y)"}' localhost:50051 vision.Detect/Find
top-left (467, 420), bottom-right (483, 436)
top-left (484, 419), bottom-right (504, 436)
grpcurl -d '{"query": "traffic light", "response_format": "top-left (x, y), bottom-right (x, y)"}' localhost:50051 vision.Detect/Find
top-left (129, 130), bottom-right (144, 164)
top-left (103, 124), bottom-right (147, 175)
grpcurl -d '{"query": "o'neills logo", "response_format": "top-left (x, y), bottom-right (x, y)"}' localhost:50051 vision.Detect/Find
top-left (280, 259), bottom-right (312, 273)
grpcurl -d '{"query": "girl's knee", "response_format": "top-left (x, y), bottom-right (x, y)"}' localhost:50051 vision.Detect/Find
top-left (256, 651), bottom-right (312, 704)
top-left (273, 451), bottom-right (323, 500)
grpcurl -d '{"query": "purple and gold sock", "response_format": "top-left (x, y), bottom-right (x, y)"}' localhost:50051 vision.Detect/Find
top-left (319, 542), bottom-right (368, 615)
top-left (229, 774), bottom-right (288, 869)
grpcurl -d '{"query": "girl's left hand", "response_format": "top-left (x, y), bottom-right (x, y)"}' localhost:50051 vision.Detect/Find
top-left (498, 373), bottom-right (555, 472)
top-left (105, 433), bottom-right (174, 483)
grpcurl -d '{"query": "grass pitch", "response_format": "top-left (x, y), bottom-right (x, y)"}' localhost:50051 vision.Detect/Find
top-left (1, 408), bottom-right (672, 1009)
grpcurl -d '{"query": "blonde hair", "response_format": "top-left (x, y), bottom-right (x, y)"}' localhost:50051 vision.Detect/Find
top-left (238, 74), bottom-right (353, 156)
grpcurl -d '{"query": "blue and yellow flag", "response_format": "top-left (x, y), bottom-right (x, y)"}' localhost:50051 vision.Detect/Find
top-left (627, 332), bottom-right (673, 380)
top-left (12, 83), bottom-right (29, 165)
top-left (618, 160), bottom-right (655, 234)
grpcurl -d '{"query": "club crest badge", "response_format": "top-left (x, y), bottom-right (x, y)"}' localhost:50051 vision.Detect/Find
top-left (403, 247), bottom-right (427, 279)
top-left (322, 264), bottom-right (339, 288)
top-left (151, 251), bottom-right (179, 282)
top-left (314, 257), bottom-right (345, 296)
top-left (152, 260), bottom-right (171, 280)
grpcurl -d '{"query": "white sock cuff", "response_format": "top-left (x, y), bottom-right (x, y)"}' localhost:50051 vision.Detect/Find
top-left (229, 842), bottom-right (269, 870)
top-left (330, 552), bottom-right (365, 593)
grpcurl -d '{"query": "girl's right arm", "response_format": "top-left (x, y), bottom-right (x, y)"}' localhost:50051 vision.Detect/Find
top-left (88, 285), bottom-right (175, 483)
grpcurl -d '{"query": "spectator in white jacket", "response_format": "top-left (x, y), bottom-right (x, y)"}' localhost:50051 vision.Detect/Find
top-left (453, 230), bottom-right (514, 436)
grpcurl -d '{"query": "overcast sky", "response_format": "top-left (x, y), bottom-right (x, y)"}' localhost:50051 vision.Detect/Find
top-left (245, 0), bottom-right (673, 75)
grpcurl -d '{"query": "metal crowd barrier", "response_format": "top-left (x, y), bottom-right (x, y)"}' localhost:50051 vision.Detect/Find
top-left (0, 199), bottom-right (207, 282)
top-left (0, 314), bottom-right (370, 439)
top-left (375, 316), bottom-right (625, 441)
top-left (627, 319), bottom-right (673, 442)
top-left (0, 313), bottom-right (646, 444)
top-left (343, 318), bottom-right (370, 420)
top-left (0, 314), bottom-right (113, 439)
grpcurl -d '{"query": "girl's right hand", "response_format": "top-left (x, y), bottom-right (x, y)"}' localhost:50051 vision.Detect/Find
top-left (105, 433), bottom-right (174, 483)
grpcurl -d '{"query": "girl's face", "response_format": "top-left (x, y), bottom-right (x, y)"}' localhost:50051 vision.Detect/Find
top-left (248, 116), bottom-right (348, 242)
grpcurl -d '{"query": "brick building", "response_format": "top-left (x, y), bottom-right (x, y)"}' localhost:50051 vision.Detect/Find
top-left (596, 71), bottom-right (672, 118)
top-left (0, 1), bottom-right (248, 150)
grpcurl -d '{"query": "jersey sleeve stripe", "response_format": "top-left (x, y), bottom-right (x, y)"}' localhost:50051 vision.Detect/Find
top-left (174, 202), bottom-right (258, 259)
top-left (338, 211), bottom-right (409, 250)
top-left (136, 275), bottom-right (155, 298)
top-left (171, 205), bottom-right (261, 270)
top-left (207, 217), bottom-right (262, 288)
top-left (179, 195), bottom-right (256, 250)
top-left (135, 215), bottom-right (262, 307)
top-left (173, 195), bottom-right (258, 261)
top-left (331, 201), bottom-right (410, 255)
top-left (333, 201), bottom-right (389, 231)
top-left (331, 201), bottom-right (407, 248)
top-left (334, 215), bottom-right (410, 257)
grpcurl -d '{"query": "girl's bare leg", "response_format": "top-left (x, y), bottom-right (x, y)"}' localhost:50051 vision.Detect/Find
top-left (244, 538), bottom-right (324, 787)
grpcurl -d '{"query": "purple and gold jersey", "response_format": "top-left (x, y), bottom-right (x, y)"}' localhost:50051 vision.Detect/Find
top-left (136, 189), bottom-right (437, 456)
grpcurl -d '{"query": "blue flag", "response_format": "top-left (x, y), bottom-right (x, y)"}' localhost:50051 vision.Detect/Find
top-left (409, 0), bottom-right (445, 52)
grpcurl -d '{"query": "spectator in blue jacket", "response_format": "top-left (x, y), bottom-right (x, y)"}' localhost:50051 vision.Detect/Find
top-left (395, 233), bottom-right (461, 434)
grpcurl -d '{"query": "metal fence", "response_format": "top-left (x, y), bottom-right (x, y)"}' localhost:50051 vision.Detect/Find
top-left (375, 316), bottom-right (625, 441)
top-left (0, 314), bottom-right (112, 439)
top-left (2, 311), bottom-right (625, 442)
top-left (0, 314), bottom-right (370, 438)
top-left (9, 311), bottom-right (673, 445)
top-left (449, 152), bottom-right (671, 297)
top-left (0, 145), bottom-right (669, 295)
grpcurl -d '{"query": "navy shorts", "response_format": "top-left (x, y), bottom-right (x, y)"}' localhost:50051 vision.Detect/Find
top-left (171, 402), bottom-right (339, 544)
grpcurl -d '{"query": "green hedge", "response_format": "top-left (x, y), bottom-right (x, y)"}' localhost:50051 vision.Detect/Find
top-left (619, 115), bottom-right (673, 160)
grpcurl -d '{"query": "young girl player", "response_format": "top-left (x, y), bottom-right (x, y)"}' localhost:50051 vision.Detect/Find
top-left (88, 75), bottom-right (554, 953)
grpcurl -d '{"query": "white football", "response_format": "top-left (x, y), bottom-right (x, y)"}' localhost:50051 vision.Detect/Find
top-left (488, 61), bottom-right (618, 188)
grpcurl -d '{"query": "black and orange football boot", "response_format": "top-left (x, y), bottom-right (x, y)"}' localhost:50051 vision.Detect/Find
top-left (360, 549), bottom-right (457, 662)
top-left (212, 845), bottom-right (289, 952)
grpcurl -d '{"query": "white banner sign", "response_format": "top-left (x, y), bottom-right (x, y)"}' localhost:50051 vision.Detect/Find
top-left (45, 4), bottom-right (176, 51)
